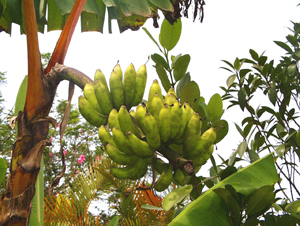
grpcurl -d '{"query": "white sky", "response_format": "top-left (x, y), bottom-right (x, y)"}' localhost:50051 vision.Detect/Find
top-left (1, 0), bottom-right (300, 171)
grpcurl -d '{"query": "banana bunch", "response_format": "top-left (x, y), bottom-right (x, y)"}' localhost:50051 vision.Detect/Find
top-left (98, 105), bottom-right (154, 180)
top-left (130, 80), bottom-right (218, 189)
top-left (79, 63), bottom-right (147, 127)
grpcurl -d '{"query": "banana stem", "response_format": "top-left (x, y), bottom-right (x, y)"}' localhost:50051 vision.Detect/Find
top-left (158, 145), bottom-right (194, 175)
top-left (48, 63), bottom-right (94, 89)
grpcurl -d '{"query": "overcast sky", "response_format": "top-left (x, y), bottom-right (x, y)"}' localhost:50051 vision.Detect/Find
top-left (1, 0), bottom-right (300, 167)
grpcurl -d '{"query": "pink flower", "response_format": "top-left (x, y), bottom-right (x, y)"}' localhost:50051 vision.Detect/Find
top-left (80, 155), bottom-right (85, 161)
top-left (79, 129), bottom-right (83, 133)
top-left (78, 159), bottom-right (83, 164)
top-left (63, 149), bottom-right (67, 155)
top-left (58, 123), bottom-right (61, 127)
top-left (76, 170), bottom-right (79, 174)
top-left (96, 156), bottom-right (101, 161)
top-left (49, 152), bottom-right (53, 157)
top-left (50, 136), bottom-right (53, 142)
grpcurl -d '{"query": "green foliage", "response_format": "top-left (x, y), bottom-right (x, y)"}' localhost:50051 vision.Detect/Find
top-left (219, 21), bottom-right (300, 225)
top-left (44, 99), bottom-right (102, 193)
top-left (0, 72), bottom-right (15, 195)
top-left (169, 154), bottom-right (279, 225)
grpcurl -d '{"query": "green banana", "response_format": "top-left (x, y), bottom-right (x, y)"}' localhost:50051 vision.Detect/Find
top-left (78, 96), bottom-right (107, 127)
top-left (158, 105), bottom-right (171, 143)
top-left (83, 83), bottom-right (104, 114)
top-left (164, 88), bottom-right (177, 105)
top-left (173, 168), bottom-right (189, 186)
top-left (94, 80), bottom-right (114, 115)
top-left (131, 64), bottom-right (147, 106)
top-left (108, 108), bottom-right (120, 130)
top-left (94, 69), bottom-right (109, 90)
top-left (193, 144), bottom-right (214, 167)
top-left (118, 105), bottom-right (140, 138)
top-left (150, 93), bottom-right (164, 122)
top-left (98, 125), bottom-right (115, 146)
top-left (147, 80), bottom-right (163, 112)
top-left (169, 100), bottom-right (183, 140)
top-left (183, 112), bottom-right (201, 152)
top-left (174, 102), bottom-right (194, 141)
top-left (153, 158), bottom-right (169, 174)
top-left (144, 112), bottom-right (161, 149)
top-left (105, 143), bottom-right (139, 165)
top-left (126, 131), bottom-right (155, 157)
top-left (185, 128), bottom-right (217, 159)
top-left (135, 104), bottom-right (147, 133)
top-left (109, 70), bottom-right (124, 110)
top-left (200, 127), bottom-right (217, 150)
top-left (154, 164), bottom-right (173, 192)
top-left (112, 127), bottom-right (133, 155)
top-left (123, 64), bottom-right (136, 108)
top-left (111, 157), bottom-right (148, 180)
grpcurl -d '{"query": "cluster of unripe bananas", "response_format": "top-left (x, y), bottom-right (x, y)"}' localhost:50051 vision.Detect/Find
top-left (78, 63), bottom-right (147, 127)
top-left (79, 64), bottom-right (218, 192)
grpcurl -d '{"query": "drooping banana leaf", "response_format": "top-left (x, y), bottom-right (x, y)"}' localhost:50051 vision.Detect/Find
top-left (0, 0), bottom-right (204, 34)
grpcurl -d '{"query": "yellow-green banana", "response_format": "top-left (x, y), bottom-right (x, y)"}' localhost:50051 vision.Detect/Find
top-left (164, 88), bottom-right (177, 105)
top-left (98, 125), bottom-right (115, 146)
top-left (154, 164), bottom-right (173, 192)
top-left (147, 80), bottom-right (163, 112)
top-left (131, 64), bottom-right (147, 106)
top-left (78, 96), bottom-right (107, 127)
top-left (112, 127), bottom-right (133, 155)
top-left (144, 112), bottom-right (161, 149)
top-left (113, 63), bottom-right (122, 78)
top-left (158, 105), bottom-right (171, 143)
top-left (126, 131), bottom-right (155, 157)
top-left (193, 144), bottom-right (214, 167)
top-left (123, 64), bottom-right (136, 108)
top-left (174, 102), bottom-right (194, 141)
top-left (169, 100), bottom-right (183, 140)
top-left (94, 69), bottom-right (109, 90)
top-left (111, 157), bottom-right (148, 180)
top-left (185, 128), bottom-right (216, 159)
top-left (108, 108), bottom-right (120, 130)
top-left (135, 104), bottom-right (147, 133)
top-left (110, 70), bottom-right (124, 110)
top-left (83, 83), bottom-right (104, 114)
top-left (94, 81), bottom-right (114, 115)
top-left (183, 112), bottom-right (201, 152)
top-left (153, 158), bottom-right (169, 174)
top-left (105, 143), bottom-right (139, 165)
top-left (118, 105), bottom-right (140, 138)
top-left (150, 93), bottom-right (164, 122)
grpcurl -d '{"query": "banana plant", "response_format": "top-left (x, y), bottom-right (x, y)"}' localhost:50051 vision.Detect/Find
top-left (0, 0), bottom-right (207, 224)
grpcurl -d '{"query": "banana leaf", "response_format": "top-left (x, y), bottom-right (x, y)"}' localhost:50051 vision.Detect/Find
top-left (169, 153), bottom-right (279, 226)
top-left (0, 0), bottom-right (206, 34)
